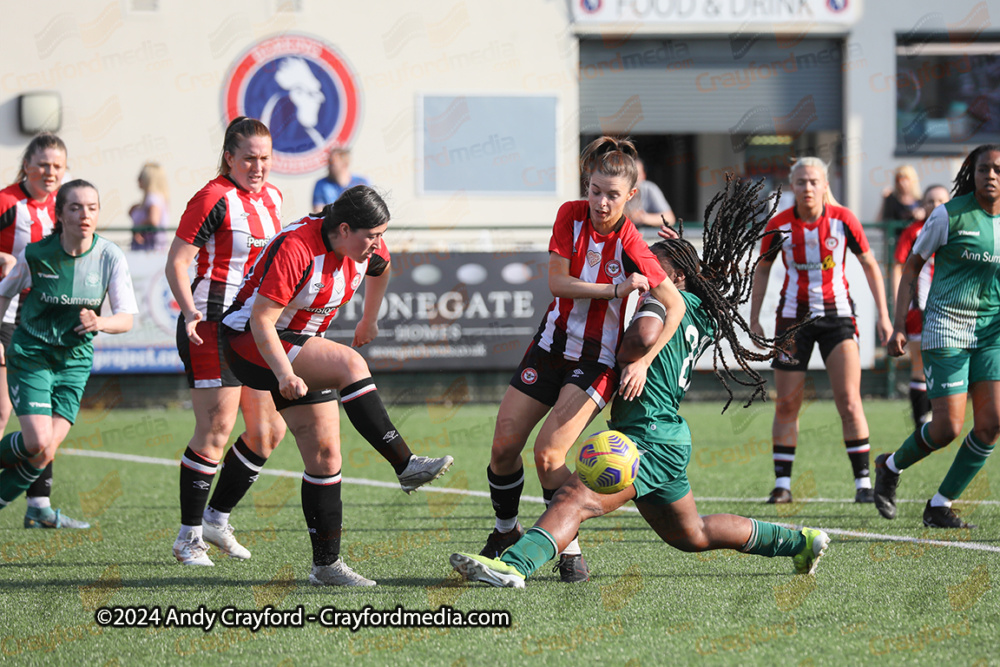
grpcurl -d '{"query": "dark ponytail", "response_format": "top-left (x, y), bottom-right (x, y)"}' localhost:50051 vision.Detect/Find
top-left (952, 144), bottom-right (1000, 198)
top-left (321, 185), bottom-right (390, 237)
top-left (218, 117), bottom-right (271, 176)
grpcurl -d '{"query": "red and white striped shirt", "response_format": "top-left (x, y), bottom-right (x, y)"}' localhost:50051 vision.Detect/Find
top-left (894, 219), bottom-right (935, 311)
top-left (0, 183), bottom-right (55, 324)
top-left (761, 204), bottom-right (870, 320)
top-left (175, 175), bottom-right (282, 321)
top-left (223, 215), bottom-right (389, 336)
top-left (536, 200), bottom-right (666, 366)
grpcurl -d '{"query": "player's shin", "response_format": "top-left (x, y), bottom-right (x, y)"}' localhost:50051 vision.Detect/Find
top-left (301, 471), bottom-right (343, 566)
top-left (739, 518), bottom-right (806, 558)
top-left (206, 436), bottom-right (266, 524)
top-left (340, 378), bottom-right (412, 474)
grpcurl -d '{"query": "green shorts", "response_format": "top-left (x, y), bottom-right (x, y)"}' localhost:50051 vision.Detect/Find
top-left (628, 435), bottom-right (692, 506)
top-left (6, 339), bottom-right (92, 424)
top-left (922, 346), bottom-right (1000, 399)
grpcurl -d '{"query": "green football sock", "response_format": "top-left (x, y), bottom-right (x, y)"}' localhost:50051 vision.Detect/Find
top-left (0, 432), bottom-right (31, 469)
top-left (893, 423), bottom-right (942, 470)
top-left (741, 519), bottom-right (806, 558)
top-left (500, 527), bottom-right (557, 577)
top-left (938, 431), bottom-right (995, 500)
top-left (0, 460), bottom-right (44, 507)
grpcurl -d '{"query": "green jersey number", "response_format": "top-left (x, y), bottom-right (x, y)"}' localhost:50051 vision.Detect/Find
top-left (678, 325), bottom-right (699, 390)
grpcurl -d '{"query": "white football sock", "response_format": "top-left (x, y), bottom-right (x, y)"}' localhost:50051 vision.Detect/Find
top-left (929, 493), bottom-right (952, 508)
top-left (774, 476), bottom-right (791, 491)
top-left (26, 497), bottom-right (51, 509)
top-left (495, 516), bottom-right (519, 533)
top-left (886, 454), bottom-right (901, 474)
top-left (179, 524), bottom-right (203, 542)
top-left (203, 507), bottom-right (229, 527)
top-left (560, 537), bottom-right (581, 556)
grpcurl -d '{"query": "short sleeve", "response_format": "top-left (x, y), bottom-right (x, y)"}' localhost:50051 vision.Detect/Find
top-left (255, 236), bottom-right (313, 307)
top-left (620, 225), bottom-right (666, 288)
top-left (106, 246), bottom-right (139, 315)
top-left (644, 183), bottom-right (671, 214)
top-left (176, 183), bottom-right (227, 248)
top-left (838, 208), bottom-right (870, 255)
top-left (366, 239), bottom-right (390, 277)
top-left (912, 204), bottom-right (949, 259)
top-left (0, 254), bottom-right (30, 298)
top-left (548, 202), bottom-right (578, 259)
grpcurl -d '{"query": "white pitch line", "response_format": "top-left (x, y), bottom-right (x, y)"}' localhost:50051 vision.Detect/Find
top-left (61, 448), bottom-right (1000, 554)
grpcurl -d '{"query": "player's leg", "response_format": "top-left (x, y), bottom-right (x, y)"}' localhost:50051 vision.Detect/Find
top-left (21, 360), bottom-right (89, 528)
top-left (823, 333), bottom-right (873, 501)
top-left (635, 493), bottom-right (829, 574)
top-left (0, 414), bottom-right (55, 511)
top-left (174, 319), bottom-right (243, 564)
top-left (203, 387), bottom-right (286, 559)
top-left (451, 474), bottom-right (633, 588)
top-left (874, 348), bottom-right (968, 520)
top-left (908, 341), bottom-right (931, 427)
top-left (533, 383), bottom-right (604, 581)
top-left (281, 399), bottom-right (373, 587)
top-left (289, 335), bottom-right (452, 491)
top-left (480, 386), bottom-right (550, 557)
top-left (923, 360), bottom-right (1000, 528)
top-left (769, 369), bottom-right (805, 503)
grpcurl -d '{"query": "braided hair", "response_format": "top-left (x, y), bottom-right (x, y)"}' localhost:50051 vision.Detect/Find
top-left (652, 175), bottom-right (797, 411)
top-left (952, 144), bottom-right (1000, 197)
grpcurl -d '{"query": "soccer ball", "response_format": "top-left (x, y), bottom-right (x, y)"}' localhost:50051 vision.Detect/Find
top-left (576, 430), bottom-right (640, 494)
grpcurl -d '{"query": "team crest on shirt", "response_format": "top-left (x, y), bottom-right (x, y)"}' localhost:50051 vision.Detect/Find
top-left (825, 237), bottom-right (838, 250)
top-left (821, 256), bottom-right (836, 270)
top-left (351, 274), bottom-right (362, 290)
top-left (586, 250), bottom-right (601, 267)
top-left (604, 260), bottom-right (622, 278)
top-left (521, 368), bottom-right (538, 385)
top-left (85, 272), bottom-right (100, 287)
top-left (222, 34), bottom-right (362, 175)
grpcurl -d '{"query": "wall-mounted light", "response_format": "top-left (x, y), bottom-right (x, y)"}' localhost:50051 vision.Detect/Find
top-left (18, 92), bottom-right (62, 135)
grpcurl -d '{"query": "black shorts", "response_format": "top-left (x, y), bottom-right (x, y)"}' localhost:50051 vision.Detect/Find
top-left (771, 316), bottom-right (858, 371)
top-left (0, 322), bottom-right (13, 367)
top-left (509, 341), bottom-right (618, 408)
top-left (222, 327), bottom-right (337, 412)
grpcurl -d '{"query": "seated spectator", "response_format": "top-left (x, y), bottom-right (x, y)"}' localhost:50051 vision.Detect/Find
top-left (312, 147), bottom-right (369, 213)
top-left (625, 158), bottom-right (676, 227)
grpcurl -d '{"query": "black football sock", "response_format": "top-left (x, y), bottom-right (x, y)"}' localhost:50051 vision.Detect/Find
top-left (340, 378), bottom-right (412, 474)
top-left (208, 437), bottom-right (267, 515)
top-left (301, 471), bottom-right (343, 566)
top-left (179, 448), bottom-right (218, 526)
top-left (487, 465), bottom-right (524, 523)
top-left (25, 462), bottom-right (53, 500)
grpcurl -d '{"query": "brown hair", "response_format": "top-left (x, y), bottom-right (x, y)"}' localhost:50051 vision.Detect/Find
top-left (53, 179), bottom-right (99, 236)
top-left (17, 133), bottom-right (67, 182)
top-left (218, 117), bottom-right (271, 176)
top-left (580, 136), bottom-right (639, 191)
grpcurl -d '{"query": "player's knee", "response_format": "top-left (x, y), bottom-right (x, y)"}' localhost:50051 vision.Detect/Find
top-left (342, 349), bottom-right (370, 383)
top-left (836, 397), bottom-right (864, 423)
top-left (533, 446), bottom-right (562, 475)
top-left (972, 423), bottom-right (1000, 445)
top-left (930, 418), bottom-right (963, 445)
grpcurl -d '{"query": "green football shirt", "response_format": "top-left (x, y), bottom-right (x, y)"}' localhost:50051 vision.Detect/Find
top-left (608, 290), bottom-right (715, 445)
top-left (0, 234), bottom-right (138, 349)
top-left (913, 193), bottom-right (1000, 349)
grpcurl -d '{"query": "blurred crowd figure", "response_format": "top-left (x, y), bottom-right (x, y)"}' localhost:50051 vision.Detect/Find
top-left (624, 157), bottom-right (675, 226)
top-left (130, 162), bottom-right (170, 251)
top-left (879, 165), bottom-right (924, 225)
top-left (312, 146), bottom-right (369, 213)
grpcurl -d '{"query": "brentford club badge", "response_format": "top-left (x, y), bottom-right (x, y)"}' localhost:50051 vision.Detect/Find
top-left (521, 368), bottom-right (538, 385)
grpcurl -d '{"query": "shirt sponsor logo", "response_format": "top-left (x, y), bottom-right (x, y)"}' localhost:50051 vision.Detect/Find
top-left (222, 34), bottom-right (362, 175)
top-left (791, 256), bottom-right (836, 271)
top-left (246, 237), bottom-right (269, 248)
top-left (303, 306), bottom-right (337, 315)
top-left (40, 293), bottom-right (102, 307)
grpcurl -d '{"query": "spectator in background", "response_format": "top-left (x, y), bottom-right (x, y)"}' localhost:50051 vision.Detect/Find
top-left (625, 158), bottom-right (676, 227)
top-left (129, 163), bottom-right (170, 252)
top-left (890, 184), bottom-right (951, 429)
top-left (879, 165), bottom-right (923, 225)
top-left (312, 147), bottom-right (369, 213)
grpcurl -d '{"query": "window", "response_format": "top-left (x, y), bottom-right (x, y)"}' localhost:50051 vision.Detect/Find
top-left (895, 36), bottom-right (1000, 154)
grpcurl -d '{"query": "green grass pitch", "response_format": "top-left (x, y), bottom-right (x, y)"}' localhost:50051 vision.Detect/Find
top-left (0, 397), bottom-right (996, 665)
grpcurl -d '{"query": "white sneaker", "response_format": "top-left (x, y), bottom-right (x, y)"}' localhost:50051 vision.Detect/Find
top-left (309, 559), bottom-right (376, 587)
top-left (203, 521), bottom-right (251, 560)
top-left (397, 455), bottom-right (454, 494)
top-left (173, 530), bottom-right (214, 566)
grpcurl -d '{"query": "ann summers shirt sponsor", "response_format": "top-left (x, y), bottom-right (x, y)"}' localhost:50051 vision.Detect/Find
top-left (0, 234), bottom-right (138, 348)
top-left (913, 193), bottom-right (1000, 350)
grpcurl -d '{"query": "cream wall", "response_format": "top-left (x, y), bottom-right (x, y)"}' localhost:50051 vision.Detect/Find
top-left (0, 1), bottom-right (579, 241)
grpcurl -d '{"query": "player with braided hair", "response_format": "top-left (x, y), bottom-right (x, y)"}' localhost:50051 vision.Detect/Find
top-left (477, 136), bottom-right (681, 583)
top-left (875, 144), bottom-right (1000, 529)
top-left (450, 178), bottom-right (831, 588)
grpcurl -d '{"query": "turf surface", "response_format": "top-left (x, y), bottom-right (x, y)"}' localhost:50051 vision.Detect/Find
top-left (0, 398), bottom-right (996, 665)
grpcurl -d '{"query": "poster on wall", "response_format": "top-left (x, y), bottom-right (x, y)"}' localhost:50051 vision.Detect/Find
top-left (419, 95), bottom-right (558, 195)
